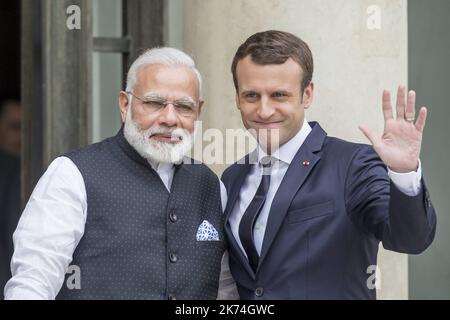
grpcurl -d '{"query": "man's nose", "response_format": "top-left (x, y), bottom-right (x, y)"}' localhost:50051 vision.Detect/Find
top-left (157, 103), bottom-right (178, 127)
top-left (256, 97), bottom-right (275, 120)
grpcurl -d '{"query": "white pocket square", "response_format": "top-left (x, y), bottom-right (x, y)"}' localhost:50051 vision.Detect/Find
top-left (196, 220), bottom-right (219, 241)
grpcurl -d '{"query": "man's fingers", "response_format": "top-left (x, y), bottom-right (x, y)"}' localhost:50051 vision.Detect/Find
top-left (382, 90), bottom-right (393, 121)
top-left (359, 125), bottom-right (380, 147)
top-left (415, 107), bottom-right (427, 132)
top-left (396, 85), bottom-right (406, 119)
top-left (405, 90), bottom-right (416, 121)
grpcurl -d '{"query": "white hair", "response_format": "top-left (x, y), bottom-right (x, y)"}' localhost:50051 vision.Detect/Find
top-left (125, 47), bottom-right (203, 100)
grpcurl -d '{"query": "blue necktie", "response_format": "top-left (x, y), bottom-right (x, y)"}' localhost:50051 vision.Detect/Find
top-left (239, 157), bottom-right (272, 272)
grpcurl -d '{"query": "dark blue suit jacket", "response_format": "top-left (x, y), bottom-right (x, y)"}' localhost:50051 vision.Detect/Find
top-left (221, 122), bottom-right (436, 300)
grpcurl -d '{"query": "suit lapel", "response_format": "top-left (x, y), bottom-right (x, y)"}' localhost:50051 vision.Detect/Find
top-left (224, 223), bottom-right (257, 280)
top-left (257, 122), bottom-right (327, 271)
top-left (224, 154), bottom-right (253, 221)
top-left (223, 154), bottom-right (259, 279)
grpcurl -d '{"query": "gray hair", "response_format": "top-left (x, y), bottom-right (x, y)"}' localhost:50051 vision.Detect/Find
top-left (125, 47), bottom-right (203, 100)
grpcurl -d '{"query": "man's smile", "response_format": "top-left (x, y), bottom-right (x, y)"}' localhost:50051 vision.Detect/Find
top-left (252, 120), bottom-right (283, 129)
top-left (150, 133), bottom-right (182, 144)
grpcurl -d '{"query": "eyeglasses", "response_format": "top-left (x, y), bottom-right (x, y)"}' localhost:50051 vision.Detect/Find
top-left (127, 91), bottom-right (198, 117)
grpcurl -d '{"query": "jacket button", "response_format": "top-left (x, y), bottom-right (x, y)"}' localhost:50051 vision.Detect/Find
top-left (169, 211), bottom-right (178, 223)
top-left (169, 253), bottom-right (178, 263)
top-left (255, 287), bottom-right (264, 297)
top-left (168, 294), bottom-right (176, 300)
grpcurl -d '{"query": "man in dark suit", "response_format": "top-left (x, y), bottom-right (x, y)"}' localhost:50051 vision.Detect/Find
top-left (0, 99), bottom-right (22, 299)
top-left (0, 100), bottom-right (21, 157)
top-left (0, 150), bottom-right (21, 300)
top-left (221, 30), bottom-right (436, 299)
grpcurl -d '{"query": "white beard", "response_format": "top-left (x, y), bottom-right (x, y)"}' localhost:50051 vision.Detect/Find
top-left (123, 107), bottom-right (194, 164)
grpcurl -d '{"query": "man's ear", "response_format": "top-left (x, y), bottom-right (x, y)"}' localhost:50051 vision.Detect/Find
top-left (302, 81), bottom-right (314, 110)
top-left (119, 91), bottom-right (129, 123)
top-left (235, 93), bottom-right (241, 110)
top-left (197, 100), bottom-right (204, 116)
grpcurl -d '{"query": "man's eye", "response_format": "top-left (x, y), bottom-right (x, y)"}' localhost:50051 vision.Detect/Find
top-left (243, 93), bottom-right (258, 100)
top-left (144, 100), bottom-right (164, 107)
top-left (175, 103), bottom-right (193, 111)
top-left (272, 92), bottom-right (287, 98)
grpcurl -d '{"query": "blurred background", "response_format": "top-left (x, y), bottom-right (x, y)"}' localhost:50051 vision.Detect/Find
top-left (0, 0), bottom-right (448, 299)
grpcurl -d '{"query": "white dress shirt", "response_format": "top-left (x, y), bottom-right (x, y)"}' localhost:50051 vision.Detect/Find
top-left (4, 156), bottom-right (238, 300)
top-left (228, 119), bottom-right (423, 258)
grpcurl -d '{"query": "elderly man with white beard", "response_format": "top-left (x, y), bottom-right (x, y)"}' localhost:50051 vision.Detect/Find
top-left (4, 48), bottom-right (238, 300)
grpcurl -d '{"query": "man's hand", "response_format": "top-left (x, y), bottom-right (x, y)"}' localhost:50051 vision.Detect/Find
top-left (359, 85), bottom-right (427, 173)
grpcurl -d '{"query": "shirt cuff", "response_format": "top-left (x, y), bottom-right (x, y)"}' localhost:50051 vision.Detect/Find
top-left (387, 159), bottom-right (422, 196)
